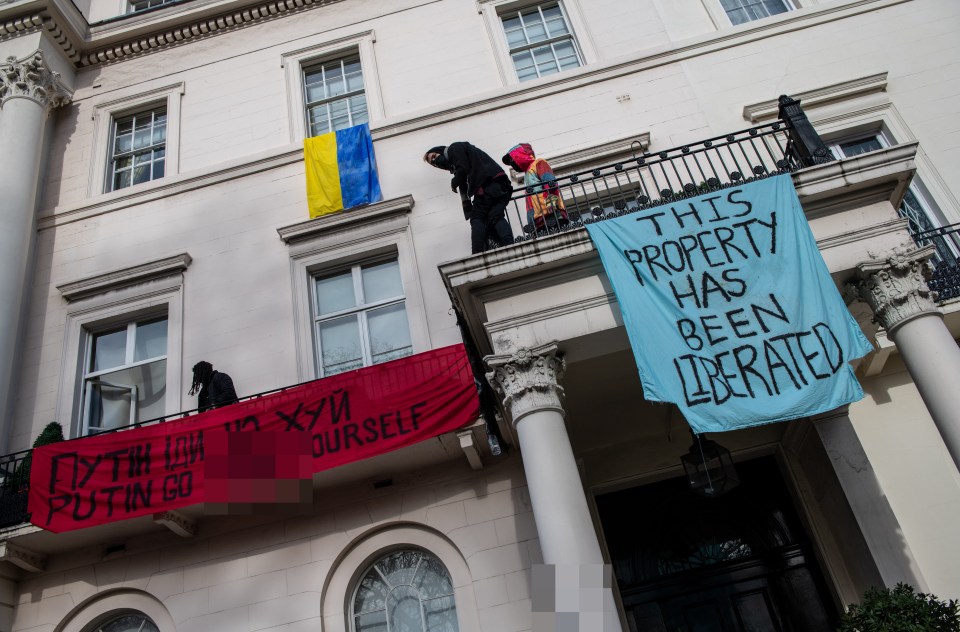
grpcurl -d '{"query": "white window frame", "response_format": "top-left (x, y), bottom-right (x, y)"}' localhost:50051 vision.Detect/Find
top-left (281, 197), bottom-right (429, 382)
top-left (825, 129), bottom-right (960, 265)
top-left (311, 255), bottom-right (413, 378)
top-left (88, 82), bottom-right (184, 197)
top-left (80, 317), bottom-right (169, 435)
top-left (349, 548), bottom-right (459, 632)
top-left (127, 0), bottom-right (174, 13)
top-left (281, 31), bottom-right (384, 143)
top-left (106, 106), bottom-right (168, 192)
top-left (57, 264), bottom-right (186, 439)
top-left (701, 0), bottom-right (804, 29)
top-left (478, 0), bottom-right (596, 86)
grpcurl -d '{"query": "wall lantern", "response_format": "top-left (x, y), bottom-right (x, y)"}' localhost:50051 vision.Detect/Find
top-left (681, 433), bottom-right (740, 497)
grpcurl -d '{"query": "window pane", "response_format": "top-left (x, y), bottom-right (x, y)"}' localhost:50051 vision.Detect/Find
top-left (361, 260), bottom-right (403, 303)
top-left (554, 40), bottom-right (580, 69)
top-left (134, 119), bottom-right (153, 149)
top-left (86, 359), bottom-right (166, 431)
top-left (325, 63), bottom-right (346, 98)
top-left (513, 51), bottom-right (538, 81)
top-left (424, 595), bottom-right (460, 632)
top-left (329, 98), bottom-right (351, 131)
top-left (154, 159), bottom-right (165, 179)
top-left (304, 72), bottom-right (326, 103)
top-left (502, 16), bottom-right (526, 46)
top-left (344, 58), bottom-right (364, 92)
top-left (101, 614), bottom-right (160, 632)
top-left (114, 131), bottom-right (133, 154)
top-left (308, 104), bottom-right (331, 136)
top-left (414, 555), bottom-right (455, 598)
top-left (134, 319), bottom-right (168, 361)
top-left (387, 585), bottom-right (425, 632)
top-left (838, 137), bottom-right (883, 157)
top-left (376, 550), bottom-right (422, 587)
top-left (315, 270), bottom-right (356, 315)
top-left (349, 95), bottom-right (369, 127)
top-left (113, 169), bottom-right (132, 191)
top-left (355, 610), bottom-right (388, 632)
top-left (367, 303), bottom-right (412, 365)
top-left (92, 328), bottom-right (127, 372)
top-left (318, 315), bottom-right (363, 375)
top-left (132, 163), bottom-right (151, 185)
top-left (521, 11), bottom-right (548, 42)
top-left (355, 572), bottom-right (389, 614)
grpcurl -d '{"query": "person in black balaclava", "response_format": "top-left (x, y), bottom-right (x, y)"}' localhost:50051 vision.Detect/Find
top-left (424, 143), bottom-right (515, 254)
top-left (188, 361), bottom-right (239, 412)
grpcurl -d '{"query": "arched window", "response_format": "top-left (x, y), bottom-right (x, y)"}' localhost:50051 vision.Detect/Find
top-left (88, 613), bottom-right (159, 632)
top-left (352, 549), bottom-right (460, 632)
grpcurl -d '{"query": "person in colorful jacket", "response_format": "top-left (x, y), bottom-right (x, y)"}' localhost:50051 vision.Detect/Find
top-left (423, 142), bottom-right (515, 254)
top-left (502, 143), bottom-right (568, 232)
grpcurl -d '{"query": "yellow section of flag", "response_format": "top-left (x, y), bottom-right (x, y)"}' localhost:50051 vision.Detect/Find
top-left (304, 132), bottom-right (343, 218)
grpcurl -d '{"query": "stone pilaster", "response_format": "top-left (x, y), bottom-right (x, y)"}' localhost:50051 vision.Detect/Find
top-left (851, 247), bottom-right (940, 334)
top-left (0, 51), bottom-right (71, 111)
top-left (486, 342), bottom-right (565, 425)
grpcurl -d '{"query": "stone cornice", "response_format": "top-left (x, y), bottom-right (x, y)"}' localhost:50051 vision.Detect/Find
top-left (742, 72), bottom-right (888, 123)
top-left (276, 195), bottom-right (414, 244)
top-left (0, 50), bottom-right (72, 109)
top-left (57, 252), bottom-right (192, 301)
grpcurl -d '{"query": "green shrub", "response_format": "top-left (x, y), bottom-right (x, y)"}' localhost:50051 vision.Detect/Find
top-left (838, 583), bottom-right (960, 632)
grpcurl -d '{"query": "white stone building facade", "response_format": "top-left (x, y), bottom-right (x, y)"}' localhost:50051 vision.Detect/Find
top-left (1, 0), bottom-right (960, 630)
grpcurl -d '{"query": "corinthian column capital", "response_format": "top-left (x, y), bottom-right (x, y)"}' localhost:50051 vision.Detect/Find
top-left (486, 342), bottom-right (566, 425)
top-left (0, 51), bottom-right (71, 111)
top-left (850, 247), bottom-right (940, 333)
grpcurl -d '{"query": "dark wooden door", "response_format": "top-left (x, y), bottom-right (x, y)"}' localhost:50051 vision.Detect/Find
top-left (596, 457), bottom-right (837, 632)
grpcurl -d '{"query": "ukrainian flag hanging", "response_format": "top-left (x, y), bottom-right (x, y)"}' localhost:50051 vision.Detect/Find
top-left (304, 123), bottom-right (382, 218)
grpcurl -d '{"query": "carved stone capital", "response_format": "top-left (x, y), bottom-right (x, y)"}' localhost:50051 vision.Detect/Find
top-left (850, 247), bottom-right (940, 333)
top-left (486, 342), bottom-right (566, 425)
top-left (0, 51), bottom-right (71, 111)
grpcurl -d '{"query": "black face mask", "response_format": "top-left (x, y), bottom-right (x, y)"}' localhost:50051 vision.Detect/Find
top-left (431, 154), bottom-right (452, 171)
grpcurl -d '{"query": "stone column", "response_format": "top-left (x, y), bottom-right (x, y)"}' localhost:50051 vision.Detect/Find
top-left (0, 51), bottom-right (70, 445)
top-left (811, 406), bottom-right (928, 590)
top-left (852, 249), bottom-right (960, 471)
top-left (487, 343), bottom-right (621, 631)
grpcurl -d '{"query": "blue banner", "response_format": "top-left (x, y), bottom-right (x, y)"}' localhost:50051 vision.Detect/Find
top-left (586, 174), bottom-right (873, 433)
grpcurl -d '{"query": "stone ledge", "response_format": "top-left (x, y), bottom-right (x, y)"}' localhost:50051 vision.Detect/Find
top-left (276, 195), bottom-right (414, 244)
top-left (57, 252), bottom-right (192, 301)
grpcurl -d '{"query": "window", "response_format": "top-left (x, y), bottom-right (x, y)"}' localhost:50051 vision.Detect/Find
top-left (108, 107), bottom-right (166, 191)
top-left (500, 2), bottom-right (582, 82)
top-left (312, 257), bottom-right (412, 377)
top-left (88, 614), bottom-right (159, 632)
top-left (81, 317), bottom-right (168, 434)
top-left (720, 0), bottom-right (793, 25)
top-left (352, 549), bottom-right (459, 632)
top-left (127, 0), bottom-right (173, 12)
top-left (828, 134), bottom-right (959, 266)
top-left (302, 55), bottom-right (368, 137)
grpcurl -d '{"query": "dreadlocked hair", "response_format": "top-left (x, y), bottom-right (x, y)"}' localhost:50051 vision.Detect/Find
top-left (189, 361), bottom-right (213, 396)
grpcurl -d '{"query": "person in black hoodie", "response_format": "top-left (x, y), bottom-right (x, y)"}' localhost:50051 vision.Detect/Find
top-left (424, 142), bottom-right (515, 254)
top-left (189, 361), bottom-right (239, 412)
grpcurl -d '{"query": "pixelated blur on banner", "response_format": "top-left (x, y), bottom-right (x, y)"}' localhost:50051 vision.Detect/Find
top-left (28, 344), bottom-right (478, 533)
top-left (204, 430), bottom-right (313, 515)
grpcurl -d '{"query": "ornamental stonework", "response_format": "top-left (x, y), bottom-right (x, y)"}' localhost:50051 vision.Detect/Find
top-left (852, 249), bottom-right (940, 333)
top-left (0, 52), bottom-right (71, 110)
top-left (486, 343), bottom-right (566, 424)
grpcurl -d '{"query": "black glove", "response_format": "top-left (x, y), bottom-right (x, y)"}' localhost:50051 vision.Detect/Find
top-left (450, 177), bottom-right (459, 193)
top-left (462, 198), bottom-right (472, 220)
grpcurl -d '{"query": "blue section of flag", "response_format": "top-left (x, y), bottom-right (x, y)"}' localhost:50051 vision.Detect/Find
top-left (335, 123), bottom-right (382, 210)
top-left (585, 174), bottom-right (874, 433)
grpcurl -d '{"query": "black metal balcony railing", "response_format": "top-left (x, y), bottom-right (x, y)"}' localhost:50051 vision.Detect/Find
top-left (500, 119), bottom-right (805, 242)
top-left (918, 223), bottom-right (960, 301)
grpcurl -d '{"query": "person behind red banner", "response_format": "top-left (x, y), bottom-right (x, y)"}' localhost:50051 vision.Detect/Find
top-left (502, 142), bottom-right (568, 233)
top-left (188, 361), bottom-right (239, 412)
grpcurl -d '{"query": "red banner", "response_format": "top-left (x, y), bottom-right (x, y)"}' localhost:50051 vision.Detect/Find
top-left (28, 345), bottom-right (479, 533)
